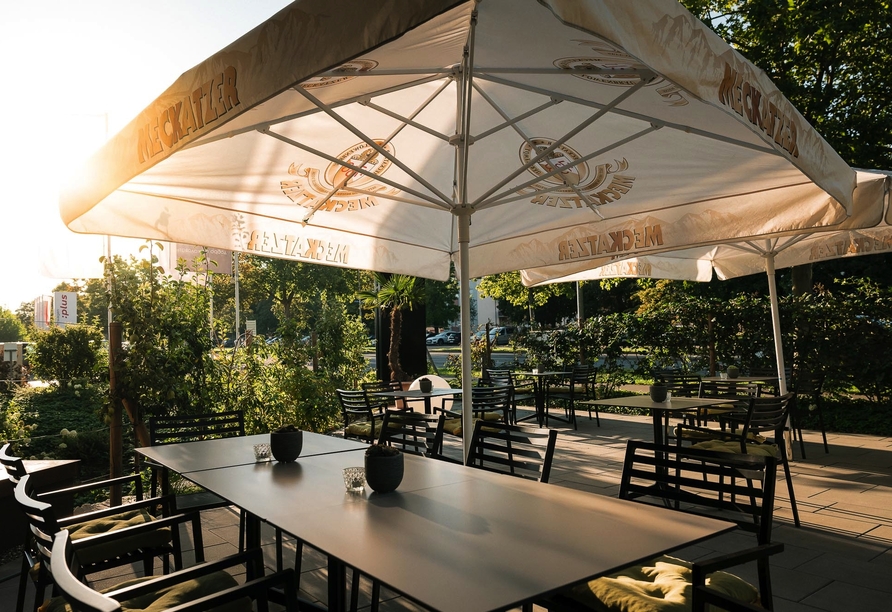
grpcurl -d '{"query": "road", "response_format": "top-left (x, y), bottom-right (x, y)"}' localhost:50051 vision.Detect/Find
top-left (365, 349), bottom-right (519, 374)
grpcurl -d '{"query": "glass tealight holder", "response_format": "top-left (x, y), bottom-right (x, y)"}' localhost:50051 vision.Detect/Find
top-left (253, 443), bottom-right (272, 463)
top-left (343, 467), bottom-right (365, 492)
top-left (665, 391), bottom-right (672, 403)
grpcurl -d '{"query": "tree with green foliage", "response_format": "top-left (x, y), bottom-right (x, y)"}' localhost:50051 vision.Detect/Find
top-left (477, 272), bottom-right (572, 327)
top-left (425, 273), bottom-right (460, 332)
top-left (0, 306), bottom-right (27, 341)
top-left (359, 274), bottom-right (423, 381)
top-left (27, 324), bottom-right (106, 384)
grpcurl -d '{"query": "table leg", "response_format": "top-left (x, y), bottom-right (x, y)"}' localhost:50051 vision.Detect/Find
top-left (652, 410), bottom-right (664, 445)
top-left (328, 556), bottom-right (348, 612)
top-left (423, 396), bottom-right (432, 415)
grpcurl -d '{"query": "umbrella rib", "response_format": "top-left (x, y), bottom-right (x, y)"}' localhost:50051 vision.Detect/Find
top-left (469, 75), bottom-right (653, 208)
top-left (360, 77), bottom-right (454, 143)
top-left (260, 129), bottom-right (449, 210)
top-left (476, 73), bottom-right (779, 157)
top-left (472, 82), bottom-right (604, 218)
top-left (181, 74), bottom-right (449, 150)
top-left (477, 124), bottom-right (660, 211)
top-left (472, 98), bottom-right (562, 142)
top-left (293, 86), bottom-right (453, 207)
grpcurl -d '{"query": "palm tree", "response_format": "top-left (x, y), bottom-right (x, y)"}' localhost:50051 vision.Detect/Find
top-left (358, 273), bottom-right (423, 382)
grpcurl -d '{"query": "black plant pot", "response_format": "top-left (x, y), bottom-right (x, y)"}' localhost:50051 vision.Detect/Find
top-left (649, 385), bottom-right (668, 403)
top-left (365, 452), bottom-right (404, 493)
top-left (270, 430), bottom-right (303, 462)
top-left (418, 377), bottom-right (433, 393)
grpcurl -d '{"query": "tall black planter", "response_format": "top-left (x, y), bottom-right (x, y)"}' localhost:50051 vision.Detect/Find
top-left (270, 430), bottom-right (303, 462)
top-left (365, 452), bottom-right (404, 493)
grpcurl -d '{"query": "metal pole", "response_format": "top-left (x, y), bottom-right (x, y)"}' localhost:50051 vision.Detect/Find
top-left (108, 321), bottom-right (123, 506)
top-left (765, 252), bottom-right (793, 457)
top-left (233, 252), bottom-right (240, 342)
top-left (458, 210), bottom-right (473, 463)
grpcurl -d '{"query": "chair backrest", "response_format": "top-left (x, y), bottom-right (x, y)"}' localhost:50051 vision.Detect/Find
top-left (337, 388), bottom-right (374, 414)
top-left (361, 380), bottom-right (404, 410)
top-left (149, 410), bottom-right (245, 446)
top-left (471, 386), bottom-right (511, 421)
top-left (377, 412), bottom-right (445, 457)
top-left (698, 380), bottom-right (761, 400)
top-left (742, 394), bottom-right (794, 441)
top-left (467, 420), bottom-right (558, 483)
top-left (51, 530), bottom-right (120, 612)
top-left (484, 369), bottom-right (513, 388)
top-left (619, 440), bottom-right (777, 545)
top-left (14, 474), bottom-right (60, 568)
top-left (0, 442), bottom-right (27, 486)
top-left (656, 371), bottom-right (702, 397)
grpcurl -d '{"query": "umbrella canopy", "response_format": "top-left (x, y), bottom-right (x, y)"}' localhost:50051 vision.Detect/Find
top-left (60, 0), bottom-right (855, 458)
top-left (524, 170), bottom-right (890, 394)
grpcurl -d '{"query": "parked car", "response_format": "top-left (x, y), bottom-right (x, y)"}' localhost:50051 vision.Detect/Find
top-left (426, 332), bottom-right (452, 345)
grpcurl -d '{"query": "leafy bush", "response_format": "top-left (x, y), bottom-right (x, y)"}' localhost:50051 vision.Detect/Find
top-left (27, 324), bottom-right (106, 384)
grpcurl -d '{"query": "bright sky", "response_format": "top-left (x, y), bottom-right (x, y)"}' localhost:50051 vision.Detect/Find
top-left (0, 0), bottom-right (292, 311)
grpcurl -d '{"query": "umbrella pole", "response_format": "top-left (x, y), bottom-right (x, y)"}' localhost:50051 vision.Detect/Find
top-left (765, 252), bottom-right (794, 456)
top-left (459, 210), bottom-right (473, 463)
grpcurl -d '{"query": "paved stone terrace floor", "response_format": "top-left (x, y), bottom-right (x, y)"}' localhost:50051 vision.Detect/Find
top-left (3, 404), bottom-right (891, 612)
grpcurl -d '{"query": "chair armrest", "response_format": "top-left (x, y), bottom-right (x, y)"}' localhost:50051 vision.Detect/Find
top-left (57, 495), bottom-right (174, 526)
top-left (691, 543), bottom-right (784, 612)
top-left (163, 569), bottom-right (299, 612)
top-left (104, 548), bottom-right (265, 600)
top-left (68, 510), bottom-right (202, 549)
top-left (36, 474), bottom-right (144, 501)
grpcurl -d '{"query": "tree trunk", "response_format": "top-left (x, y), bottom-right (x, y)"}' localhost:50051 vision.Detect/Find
top-left (791, 264), bottom-right (813, 297)
top-left (389, 308), bottom-right (407, 381)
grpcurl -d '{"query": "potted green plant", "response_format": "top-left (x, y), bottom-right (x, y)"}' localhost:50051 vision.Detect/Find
top-left (649, 377), bottom-right (668, 402)
top-left (726, 365), bottom-right (740, 379)
top-left (364, 444), bottom-right (404, 493)
top-left (270, 424), bottom-right (303, 462)
top-left (358, 273), bottom-right (424, 382)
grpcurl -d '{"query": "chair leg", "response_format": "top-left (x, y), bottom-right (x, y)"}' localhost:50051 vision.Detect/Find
top-left (816, 402), bottom-right (829, 453)
top-left (779, 445), bottom-right (801, 528)
top-left (16, 552), bottom-right (29, 612)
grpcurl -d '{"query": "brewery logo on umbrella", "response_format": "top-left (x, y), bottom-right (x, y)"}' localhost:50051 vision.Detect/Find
top-left (301, 59), bottom-right (378, 89)
top-left (281, 140), bottom-right (401, 211)
top-left (517, 137), bottom-right (634, 209)
top-left (556, 40), bottom-right (688, 106)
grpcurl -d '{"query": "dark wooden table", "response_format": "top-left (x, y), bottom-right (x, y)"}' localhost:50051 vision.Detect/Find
top-left (515, 371), bottom-right (570, 426)
top-left (183, 449), bottom-right (733, 612)
top-left (137, 432), bottom-right (366, 474)
top-left (578, 396), bottom-right (734, 444)
top-left (371, 388), bottom-right (459, 415)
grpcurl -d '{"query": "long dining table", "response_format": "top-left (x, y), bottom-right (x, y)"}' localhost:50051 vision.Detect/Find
top-left (141, 433), bottom-right (734, 612)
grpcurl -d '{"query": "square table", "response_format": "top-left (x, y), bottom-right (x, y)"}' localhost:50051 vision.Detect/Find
top-left (577, 396), bottom-right (735, 445)
top-left (138, 432), bottom-right (367, 474)
top-left (371, 388), bottom-right (458, 415)
top-left (700, 376), bottom-right (770, 383)
top-left (515, 371), bottom-right (570, 426)
top-left (183, 450), bottom-right (733, 612)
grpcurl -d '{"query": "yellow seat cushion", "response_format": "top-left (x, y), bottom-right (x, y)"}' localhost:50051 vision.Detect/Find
top-left (39, 571), bottom-right (251, 612)
top-left (442, 412), bottom-right (503, 437)
top-left (691, 439), bottom-right (778, 458)
top-left (568, 554), bottom-right (759, 611)
top-left (345, 419), bottom-right (383, 440)
top-left (69, 509), bottom-right (172, 566)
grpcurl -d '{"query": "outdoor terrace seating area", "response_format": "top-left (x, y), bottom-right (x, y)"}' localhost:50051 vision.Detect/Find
top-left (2, 401), bottom-right (891, 612)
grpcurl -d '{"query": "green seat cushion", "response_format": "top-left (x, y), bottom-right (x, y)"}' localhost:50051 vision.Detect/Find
top-left (345, 419), bottom-right (383, 440)
top-left (40, 571), bottom-right (252, 612)
top-left (690, 439), bottom-right (778, 458)
top-left (69, 509), bottom-right (172, 566)
top-left (442, 413), bottom-right (503, 437)
top-left (568, 554), bottom-right (759, 612)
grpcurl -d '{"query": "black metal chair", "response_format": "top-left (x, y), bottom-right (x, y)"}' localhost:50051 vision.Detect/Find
top-left (376, 411), bottom-right (446, 457)
top-left (677, 393), bottom-right (801, 527)
top-left (538, 440), bottom-right (783, 612)
top-left (466, 420), bottom-right (558, 483)
top-left (14, 473), bottom-right (201, 612)
top-left (49, 529), bottom-right (299, 612)
top-left (361, 379), bottom-right (408, 411)
top-left (547, 365), bottom-right (599, 428)
top-left (437, 386), bottom-right (512, 437)
top-left (336, 388), bottom-right (391, 443)
top-left (485, 368), bottom-right (536, 425)
top-left (147, 410), bottom-right (247, 550)
top-left (655, 370), bottom-right (702, 397)
top-left (790, 374), bottom-right (829, 458)
top-left (683, 379), bottom-right (761, 427)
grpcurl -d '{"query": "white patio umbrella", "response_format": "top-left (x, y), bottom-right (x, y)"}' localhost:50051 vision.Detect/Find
top-left (60, 0), bottom-right (855, 459)
top-left (523, 169), bottom-right (890, 395)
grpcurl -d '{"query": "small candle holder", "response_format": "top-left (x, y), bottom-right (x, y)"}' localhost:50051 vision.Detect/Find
top-left (253, 443), bottom-right (272, 462)
top-left (343, 467), bottom-right (365, 492)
